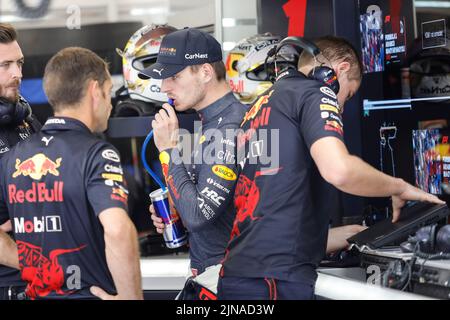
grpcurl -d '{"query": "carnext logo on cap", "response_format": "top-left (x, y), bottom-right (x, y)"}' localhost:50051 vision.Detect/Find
top-left (185, 53), bottom-right (208, 59)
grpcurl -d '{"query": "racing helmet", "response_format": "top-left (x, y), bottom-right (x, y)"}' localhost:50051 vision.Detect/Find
top-left (226, 33), bottom-right (298, 104)
top-left (117, 24), bottom-right (177, 104)
top-left (409, 38), bottom-right (450, 98)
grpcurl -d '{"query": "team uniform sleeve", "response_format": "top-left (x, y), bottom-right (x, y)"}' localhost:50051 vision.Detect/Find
top-left (0, 159), bottom-right (10, 225)
top-left (0, 190), bottom-right (9, 225)
top-left (299, 85), bottom-right (345, 150)
top-left (159, 124), bottom-right (239, 232)
top-left (85, 144), bottom-right (129, 217)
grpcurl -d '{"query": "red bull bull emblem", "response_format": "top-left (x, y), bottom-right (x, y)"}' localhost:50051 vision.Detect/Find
top-left (240, 90), bottom-right (274, 126)
top-left (17, 240), bottom-right (86, 299)
top-left (13, 153), bottom-right (62, 180)
top-left (159, 151), bottom-right (180, 199)
top-left (111, 187), bottom-right (128, 205)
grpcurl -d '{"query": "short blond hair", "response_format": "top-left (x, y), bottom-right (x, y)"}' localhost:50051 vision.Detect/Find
top-left (298, 36), bottom-right (362, 81)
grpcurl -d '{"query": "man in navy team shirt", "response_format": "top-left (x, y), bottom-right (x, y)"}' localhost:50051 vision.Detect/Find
top-left (0, 47), bottom-right (142, 300)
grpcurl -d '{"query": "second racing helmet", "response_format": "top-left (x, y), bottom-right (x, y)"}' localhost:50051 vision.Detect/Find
top-left (117, 24), bottom-right (177, 105)
top-left (225, 33), bottom-right (298, 104)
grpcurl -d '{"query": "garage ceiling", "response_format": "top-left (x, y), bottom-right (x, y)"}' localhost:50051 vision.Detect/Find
top-left (0, 0), bottom-right (215, 29)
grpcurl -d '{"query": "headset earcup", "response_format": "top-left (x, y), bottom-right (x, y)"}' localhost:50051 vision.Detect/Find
top-left (0, 99), bottom-right (15, 125)
top-left (308, 66), bottom-right (340, 95)
top-left (0, 96), bottom-right (31, 125)
top-left (430, 224), bottom-right (437, 252)
top-left (415, 225), bottom-right (437, 253)
top-left (436, 225), bottom-right (450, 253)
top-left (13, 98), bottom-right (32, 124)
top-left (114, 98), bottom-right (159, 117)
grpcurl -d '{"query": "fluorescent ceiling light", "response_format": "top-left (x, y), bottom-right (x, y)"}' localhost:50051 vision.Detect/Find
top-left (223, 41), bottom-right (236, 51)
top-left (130, 7), bottom-right (168, 16)
top-left (415, 1), bottom-right (450, 8)
top-left (222, 18), bottom-right (236, 27)
top-left (0, 15), bottom-right (29, 22)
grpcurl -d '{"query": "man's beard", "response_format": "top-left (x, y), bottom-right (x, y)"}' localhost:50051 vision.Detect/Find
top-left (0, 81), bottom-right (21, 103)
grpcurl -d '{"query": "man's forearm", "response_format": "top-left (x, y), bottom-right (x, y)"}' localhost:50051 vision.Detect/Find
top-left (326, 225), bottom-right (367, 254)
top-left (336, 155), bottom-right (407, 197)
top-left (0, 230), bottom-right (19, 269)
top-left (104, 222), bottom-right (143, 300)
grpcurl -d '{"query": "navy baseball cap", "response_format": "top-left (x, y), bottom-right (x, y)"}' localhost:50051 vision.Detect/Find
top-left (138, 28), bottom-right (223, 80)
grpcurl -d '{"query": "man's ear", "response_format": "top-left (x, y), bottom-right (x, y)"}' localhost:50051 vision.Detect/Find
top-left (335, 61), bottom-right (351, 78)
top-left (88, 80), bottom-right (100, 106)
top-left (201, 63), bottom-right (214, 83)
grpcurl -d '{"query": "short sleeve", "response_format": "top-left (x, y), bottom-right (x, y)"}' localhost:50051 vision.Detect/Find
top-left (300, 85), bottom-right (344, 150)
top-left (85, 144), bottom-right (128, 216)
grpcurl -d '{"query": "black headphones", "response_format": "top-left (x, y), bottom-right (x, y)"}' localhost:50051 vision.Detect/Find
top-left (401, 223), bottom-right (450, 257)
top-left (0, 95), bottom-right (32, 126)
top-left (268, 36), bottom-right (340, 95)
top-left (113, 97), bottom-right (160, 117)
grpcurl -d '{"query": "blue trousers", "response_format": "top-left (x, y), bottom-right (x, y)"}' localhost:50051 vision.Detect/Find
top-left (217, 276), bottom-right (315, 300)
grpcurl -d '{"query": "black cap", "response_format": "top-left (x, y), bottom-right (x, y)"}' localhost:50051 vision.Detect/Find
top-left (138, 28), bottom-right (223, 80)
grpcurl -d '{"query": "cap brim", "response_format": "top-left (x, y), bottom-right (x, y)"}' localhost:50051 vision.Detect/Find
top-left (138, 62), bottom-right (186, 80)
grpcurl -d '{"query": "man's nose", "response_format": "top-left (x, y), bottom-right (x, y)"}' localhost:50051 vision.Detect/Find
top-left (11, 63), bottom-right (22, 79)
top-left (161, 79), bottom-right (170, 93)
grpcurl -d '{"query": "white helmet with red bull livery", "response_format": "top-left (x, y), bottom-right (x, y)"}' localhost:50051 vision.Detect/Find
top-left (117, 24), bottom-right (177, 104)
top-left (226, 33), bottom-right (298, 105)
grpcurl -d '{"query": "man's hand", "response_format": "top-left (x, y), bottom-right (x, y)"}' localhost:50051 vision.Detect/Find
top-left (90, 286), bottom-right (142, 300)
top-left (149, 204), bottom-right (165, 234)
top-left (0, 230), bottom-right (19, 269)
top-left (99, 208), bottom-right (143, 300)
top-left (151, 103), bottom-right (179, 152)
top-left (0, 220), bottom-right (12, 233)
top-left (326, 224), bottom-right (367, 254)
top-left (392, 183), bottom-right (445, 223)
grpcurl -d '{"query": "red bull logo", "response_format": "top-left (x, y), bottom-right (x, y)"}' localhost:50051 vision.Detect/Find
top-left (250, 107), bottom-right (271, 130)
top-left (229, 79), bottom-right (244, 93)
top-left (231, 174), bottom-right (261, 239)
top-left (112, 188), bottom-right (128, 199)
top-left (111, 194), bottom-right (127, 205)
top-left (241, 90), bottom-right (274, 126)
top-left (111, 187), bottom-right (128, 205)
top-left (160, 162), bottom-right (180, 199)
top-left (13, 154), bottom-right (62, 180)
top-left (230, 168), bottom-right (281, 239)
top-left (326, 120), bottom-right (343, 130)
top-left (17, 241), bottom-right (86, 299)
top-left (324, 125), bottom-right (343, 136)
top-left (8, 182), bottom-right (64, 204)
top-left (159, 151), bottom-right (180, 199)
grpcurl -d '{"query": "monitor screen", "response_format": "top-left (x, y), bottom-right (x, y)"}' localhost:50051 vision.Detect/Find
top-left (412, 128), bottom-right (450, 195)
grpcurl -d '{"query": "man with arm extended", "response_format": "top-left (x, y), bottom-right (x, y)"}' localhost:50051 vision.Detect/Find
top-left (218, 36), bottom-right (444, 300)
top-left (0, 47), bottom-right (142, 300)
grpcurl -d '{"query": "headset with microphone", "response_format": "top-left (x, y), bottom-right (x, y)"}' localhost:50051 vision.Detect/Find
top-left (0, 95), bottom-right (32, 126)
top-left (265, 36), bottom-right (340, 95)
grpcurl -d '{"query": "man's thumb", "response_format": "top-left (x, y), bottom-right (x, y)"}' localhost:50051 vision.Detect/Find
top-left (90, 286), bottom-right (109, 300)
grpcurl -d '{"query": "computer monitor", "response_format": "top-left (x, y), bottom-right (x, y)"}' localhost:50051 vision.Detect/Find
top-left (412, 128), bottom-right (450, 196)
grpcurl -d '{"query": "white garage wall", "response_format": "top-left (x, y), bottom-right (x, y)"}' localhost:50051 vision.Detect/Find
top-left (0, 0), bottom-right (215, 29)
